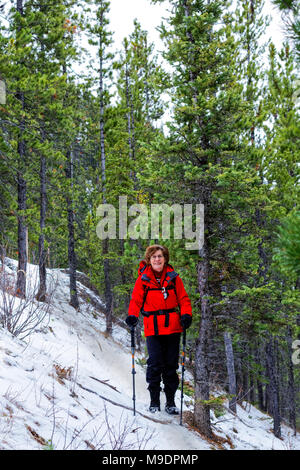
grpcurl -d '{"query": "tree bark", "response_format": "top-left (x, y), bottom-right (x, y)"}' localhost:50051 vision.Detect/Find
top-left (125, 46), bottom-right (133, 179)
top-left (266, 337), bottom-right (281, 438)
top-left (296, 277), bottom-right (300, 340)
top-left (224, 331), bottom-right (237, 413)
top-left (98, 6), bottom-right (113, 333)
top-left (124, 44), bottom-right (136, 187)
top-left (286, 325), bottom-right (296, 434)
top-left (15, 0), bottom-right (27, 299)
top-left (36, 125), bottom-right (47, 302)
top-left (194, 240), bottom-right (213, 438)
top-left (103, 238), bottom-right (113, 334)
top-left (181, 3), bottom-right (212, 436)
top-left (66, 149), bottom-right (79, 310)
top-left (16, 165), bottom-right (27, 299)
top-left (255, 341), bottom-right (265, 411)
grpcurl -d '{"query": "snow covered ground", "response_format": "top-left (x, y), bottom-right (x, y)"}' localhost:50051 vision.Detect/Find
top-left (0, 258), bottom-right (299, 451)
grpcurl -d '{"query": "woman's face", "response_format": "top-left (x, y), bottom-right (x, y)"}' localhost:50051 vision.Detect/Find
top-left (150, 249), bottom-right (165, 272)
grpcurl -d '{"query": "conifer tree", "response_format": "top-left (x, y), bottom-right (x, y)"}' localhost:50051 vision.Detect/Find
top-left (265, 41), bottom-right (300, 432)
top-left (272, 0), bottom-right (300, 62)
top-left (151, 0), bottom-right (251, 436)
top-left (111, 20), bottom-right (167, 328)
top-left (26, 0), bottom-right (79, 301)
top-left (15, 0), bottom-right (27, 298)
top-left (86, 0), bottom-right (114, 331)
top-left (116, 19), bottom-right (166, 184)
top-left (0, 0), bottom-right (81, 304)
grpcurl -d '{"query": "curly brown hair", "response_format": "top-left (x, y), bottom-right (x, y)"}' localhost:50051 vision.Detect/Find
top-left (144, 244), bottom-right (169, 265)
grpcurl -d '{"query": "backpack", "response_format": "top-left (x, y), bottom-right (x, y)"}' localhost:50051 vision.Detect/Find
top-left (138, 261), bottom-right (179, 335)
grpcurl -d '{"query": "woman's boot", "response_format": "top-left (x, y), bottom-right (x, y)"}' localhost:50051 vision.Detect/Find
top-left (149, 389), bottom-right (161, 413)
top-left (165, 391), bottom-right (179, 415)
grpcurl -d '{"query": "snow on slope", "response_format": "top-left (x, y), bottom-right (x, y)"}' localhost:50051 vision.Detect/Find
top-left (0, 259), bottom-right (299, 451)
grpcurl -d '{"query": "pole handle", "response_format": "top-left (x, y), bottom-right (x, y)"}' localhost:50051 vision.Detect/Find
top-left (130, 326), bottom-right (135, 349)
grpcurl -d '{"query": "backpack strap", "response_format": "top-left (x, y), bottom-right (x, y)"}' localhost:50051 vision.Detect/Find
top-left (139, 270), bottom-right (180, 335)
top-left (140, 264), bottom-right (147, 274)
top-left (166, 271), bottom-right (179, 303)
top-left (141, 286), bottom-right (149, 313)
top-left (140, 270), bottom-right (179, 311)
top-left (166, 270), bottom-right (178, 284)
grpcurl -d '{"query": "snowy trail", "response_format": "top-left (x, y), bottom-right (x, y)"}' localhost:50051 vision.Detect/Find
top-left (46, 279), bottom-right (210, 450)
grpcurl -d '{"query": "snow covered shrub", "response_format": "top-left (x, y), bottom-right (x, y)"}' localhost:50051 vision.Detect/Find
top-left (0, 259), bottom-right (53, 340)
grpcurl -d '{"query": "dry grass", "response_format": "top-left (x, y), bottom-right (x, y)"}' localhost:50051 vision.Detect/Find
top-left (53, 363), bottom-right (73, 384)
top-left (184, 410), bottom-right (235, 450)
top-left (25, 425), bottom-right (48, 446)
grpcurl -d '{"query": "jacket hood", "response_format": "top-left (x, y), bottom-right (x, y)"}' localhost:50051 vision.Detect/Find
top-left (138, 259), bottom-right (147, 276)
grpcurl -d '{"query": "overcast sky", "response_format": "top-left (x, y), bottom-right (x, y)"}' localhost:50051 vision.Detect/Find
top-left (102, 0), bottom-right (287, 131)
top-left (109, 0), bottom-right (169, 52)
top-left (108, 0), bottom-right (286, 54)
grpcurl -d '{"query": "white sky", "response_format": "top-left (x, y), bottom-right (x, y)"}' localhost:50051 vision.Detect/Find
top-left (107, 0), bottom-right (286, 54)
top-left (262, 0), bottom-right (286, 50)
top-left (0, 0), bottom-right (287, 53)
top-left (109, 0), bottom-right (169, 53)
top-left (103, 0), bottom-right (287, 130)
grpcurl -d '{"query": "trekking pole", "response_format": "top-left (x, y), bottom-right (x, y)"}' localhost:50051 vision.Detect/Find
top-left (180, 327), bottom-right (186, 426)
top-left (130, 326), bottom-right (136, 416)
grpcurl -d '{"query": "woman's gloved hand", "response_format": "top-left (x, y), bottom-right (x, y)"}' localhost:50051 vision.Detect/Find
top-left (180, 314), bottom-right (192, 329)
top-left (126, 315), bottom-right (138, 328)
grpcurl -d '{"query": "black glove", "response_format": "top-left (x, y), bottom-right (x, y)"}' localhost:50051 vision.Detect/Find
top-left (180, 314), bottom-right (192, 329)
top-left (126, 315), bottom-right (138, 328)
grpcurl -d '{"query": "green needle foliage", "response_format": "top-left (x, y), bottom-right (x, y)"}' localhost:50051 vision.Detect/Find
top-left (0, 0), bottom-right (300, 439)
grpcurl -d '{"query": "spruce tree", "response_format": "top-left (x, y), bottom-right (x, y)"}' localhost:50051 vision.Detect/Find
top-left (151, 0), bottom-right (251, 436)
top-left (86, 0), bottom-right (114, 331)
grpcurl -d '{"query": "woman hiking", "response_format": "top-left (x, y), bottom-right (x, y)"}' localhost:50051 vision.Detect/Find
top-left (126, 244), bottom-right (192, 414)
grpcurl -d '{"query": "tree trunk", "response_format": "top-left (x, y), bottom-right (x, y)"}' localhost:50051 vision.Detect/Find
top-left (124, 43), bottom-right (134, 182)
top-left (16, 0), bottom-right (27, 299)
top-left (266, 337), bottom-right (281, 438)
top-left (194, 240), bottom-right (213, 438)
top-left (241, 343), bottom-right (250, 404)
top-left (16, 167), bottom-right (27, 299)
top-left (103, 238), bottom-right (113, 334)
top-left (296, 277), bottom-right (300, 340)
top-left (235, 351), bottom-right (243, 405)
top-left (255, 341), bottom-right (265, 411)
top-left (286, 325), bottom-right (296, 435)
top-left (124, 48), bottom-right (136, 187)
top-left (98, 12), bottom-right (113, 334)
top-left (182, 1), bottom-right (212, 436)
top-left (66, 149), bottom-right (79, 310)
top-left (129, 86), bottom-right (136, 188)
top-left (249, 346), bottom-right (255, 404)
top-left (224, 331), bottom-right (237, 413)
top-left (36, 126), bottom-right (47, 302)
top-left (242, 363), bottom-right (249, 404)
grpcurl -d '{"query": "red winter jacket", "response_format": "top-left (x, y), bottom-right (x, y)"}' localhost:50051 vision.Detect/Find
top-left (128, 261), bottom-right (192, 337)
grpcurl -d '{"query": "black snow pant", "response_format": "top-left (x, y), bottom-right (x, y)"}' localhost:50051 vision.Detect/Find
top-left (146, 333), bottom-right (181, 405)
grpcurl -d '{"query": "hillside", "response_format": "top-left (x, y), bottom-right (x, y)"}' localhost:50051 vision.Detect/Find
top-left (0, 259), bottom-right (299, 451)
